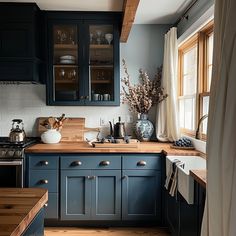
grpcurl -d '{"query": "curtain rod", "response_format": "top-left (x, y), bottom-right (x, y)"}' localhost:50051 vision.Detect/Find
top-left (171, 0), bottom-right (199, 28)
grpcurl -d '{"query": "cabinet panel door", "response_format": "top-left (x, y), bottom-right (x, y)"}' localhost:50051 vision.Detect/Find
top-left (166, 191), bottom-right (180, 236)
top-left (91, 170), bottom-right (121, 220)
top-left (122, 170), bottom-right (161, 221)
top-left (45, 193), bottom-right (58, 219)
top-left (61, 170), bottom-right (91, 220)
top-left (0, 23), bottom-right (32, 57)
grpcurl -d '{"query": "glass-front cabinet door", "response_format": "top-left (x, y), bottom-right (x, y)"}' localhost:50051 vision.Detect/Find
top-left (49, 23), bottom-right (84, 104)
top-left (87, 24), bottom-right (116, 104)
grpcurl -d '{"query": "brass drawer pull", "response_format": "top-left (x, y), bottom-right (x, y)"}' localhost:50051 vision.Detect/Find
top-left (99, 160), bottom-right (110, 166)
top-left (40, 179), bottom-right (48, 184)
top-left (137, 161), bottom-right (147, 166)
top-left (71, 161), bottom-right (82, 166)
top-left (87, 176), bottom-right (96, 180)
top-left (40, 160), bottom-right (49, 166)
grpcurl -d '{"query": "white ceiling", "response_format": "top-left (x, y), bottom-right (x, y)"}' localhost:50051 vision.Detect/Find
top-left (135, 0), bottom-right (192, 24)
top-left (2, 0), bottom-right (192, 24)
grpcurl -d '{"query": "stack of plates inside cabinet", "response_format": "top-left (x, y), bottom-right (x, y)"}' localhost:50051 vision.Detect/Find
top-left (60, 55), bottom-right (76, 64)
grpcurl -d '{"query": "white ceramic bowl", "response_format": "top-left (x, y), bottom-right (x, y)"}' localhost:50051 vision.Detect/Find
top-left (41, 129), bottom-right (61, 144)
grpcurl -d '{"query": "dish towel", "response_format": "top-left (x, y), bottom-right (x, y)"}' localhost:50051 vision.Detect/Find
top-left (165, 160), bottom-right (185, 197)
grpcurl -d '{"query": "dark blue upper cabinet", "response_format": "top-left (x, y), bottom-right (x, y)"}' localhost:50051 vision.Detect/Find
top-left (0, 3), bottom-right (44, 83)
top-left (46, 12), bottom-right (121, 106)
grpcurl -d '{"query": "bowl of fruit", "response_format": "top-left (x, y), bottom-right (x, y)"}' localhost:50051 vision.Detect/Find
top-left (170, 137), bottom-right (195, 150)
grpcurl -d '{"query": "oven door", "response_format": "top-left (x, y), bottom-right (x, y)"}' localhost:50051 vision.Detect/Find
top-left (0, 160), bottom-right (23, 187)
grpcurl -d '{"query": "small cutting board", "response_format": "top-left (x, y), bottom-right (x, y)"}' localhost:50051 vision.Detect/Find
top-left (92, 139), bottom-right (140, 148)
top-left (38, 117), bottom-right (99, 142)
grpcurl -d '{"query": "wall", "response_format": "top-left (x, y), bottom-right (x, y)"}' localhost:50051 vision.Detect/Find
top-left (177, 0), bottom-right (214, 37)
top-left (0, 24), bottom-right (170, 138)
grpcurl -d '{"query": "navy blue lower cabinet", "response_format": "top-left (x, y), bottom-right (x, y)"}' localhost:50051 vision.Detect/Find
top-left (122, 170), bottom-right (161, 221)
top-left (165, 183), bottom-right (206, 236)
top-left (91, 170), bottom-right (121, 220)
top-left (61, 170), bottom-right (92, 220)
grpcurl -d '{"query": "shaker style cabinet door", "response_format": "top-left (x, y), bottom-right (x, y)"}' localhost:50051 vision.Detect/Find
top-left (60, 170), bottom-right (92, 220)
top-left (91, 170), bottom-right (121, 220)
top-left (122, 170), bottom-right (161, 221)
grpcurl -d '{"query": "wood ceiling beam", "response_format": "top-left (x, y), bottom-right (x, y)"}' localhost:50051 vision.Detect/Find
top-left (120, 0), bottom-right (140, 43)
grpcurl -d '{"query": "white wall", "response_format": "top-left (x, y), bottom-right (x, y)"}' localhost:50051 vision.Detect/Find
top-left (0, 24), bottom-right (170, 138)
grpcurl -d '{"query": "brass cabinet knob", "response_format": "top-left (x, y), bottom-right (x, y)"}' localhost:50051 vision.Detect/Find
top-left (40, 179), bottom-right (48, 184)
top-left (40, 160), bottom-right (49, 166)
top-left (71, 161), bottom-right (82, 166)
top-left (85, 95), bottom-right (89, 99)
top-left (99, 160), bottom-right (110, 166)
top-left (137, 160), bottom-right (147, 166)
top-left (80, 96), bottom-right (84, 100)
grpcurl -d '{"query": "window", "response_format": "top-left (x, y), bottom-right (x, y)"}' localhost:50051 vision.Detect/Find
top-left (178, 21), bottom-right (214, 139)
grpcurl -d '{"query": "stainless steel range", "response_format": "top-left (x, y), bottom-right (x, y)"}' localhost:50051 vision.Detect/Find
top-left (0, 137), bottom-right (37, 188)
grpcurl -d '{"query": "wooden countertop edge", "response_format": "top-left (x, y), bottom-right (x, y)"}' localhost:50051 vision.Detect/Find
top-left (11, 189), bottom-right (48, 236)
top-left (190, 170), bottom-right (207, 189)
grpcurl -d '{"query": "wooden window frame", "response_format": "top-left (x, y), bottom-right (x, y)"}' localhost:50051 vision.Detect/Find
top-left (178, 20), bottom-right (214, 140)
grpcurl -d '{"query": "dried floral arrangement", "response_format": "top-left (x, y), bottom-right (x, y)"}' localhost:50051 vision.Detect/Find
top-left (121, 59), bottom-right (168, 114)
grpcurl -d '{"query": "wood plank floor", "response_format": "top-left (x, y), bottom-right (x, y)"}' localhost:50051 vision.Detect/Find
top-left (45, 227), bottom-right (170, 236)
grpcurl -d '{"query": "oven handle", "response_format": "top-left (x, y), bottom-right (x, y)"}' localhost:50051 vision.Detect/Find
top-left (0, 161), bottom-right (23, 166)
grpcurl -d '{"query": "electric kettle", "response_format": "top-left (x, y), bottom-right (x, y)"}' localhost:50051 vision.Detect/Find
top-left (9, 119), bottom-right (26, 143)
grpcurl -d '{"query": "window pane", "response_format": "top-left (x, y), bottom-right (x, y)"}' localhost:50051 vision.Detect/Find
top-left (179, 97), bottom-right (196, 131)
top-left (202, 96), bottom-right (209, 134)
top-left (207, 33), bottom-right (214, 91)
top-left (183, 45), bottom-right (198, 95)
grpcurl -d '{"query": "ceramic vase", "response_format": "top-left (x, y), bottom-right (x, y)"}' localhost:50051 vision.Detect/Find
top-left (41, 129), bottom-right (61, 144)
top-left (135, 113), bottom-right (154, 141)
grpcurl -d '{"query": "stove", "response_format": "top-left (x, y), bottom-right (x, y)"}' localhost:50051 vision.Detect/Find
top-left (0, 137), bottom-right (38, 188)
top-left (0, 137), bottom-right (38, 159)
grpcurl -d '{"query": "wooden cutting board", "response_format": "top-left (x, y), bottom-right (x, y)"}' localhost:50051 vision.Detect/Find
top-left (37, 117), bottom-right (99, 142)
top-left (92, 139), bottom-right (140, 148)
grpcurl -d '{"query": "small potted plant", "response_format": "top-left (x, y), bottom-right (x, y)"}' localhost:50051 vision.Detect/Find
top-left (121, 59), bottom-right (167, 141)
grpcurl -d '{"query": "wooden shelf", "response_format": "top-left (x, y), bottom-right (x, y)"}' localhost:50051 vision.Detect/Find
top-left (90, 44), bottom-right (112, 49)
top-left (56, 80), bottom-right (77, 84)
top-left (90, 65), bottom-right (113, 68)
top-left (54, 44), bottom-right (78, 50)
top-left (91, 80), bottom-right (111, 84)
top-left (54, 64), bottom-right (77, 67)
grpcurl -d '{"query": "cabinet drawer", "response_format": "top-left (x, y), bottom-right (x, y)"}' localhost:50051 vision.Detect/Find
top-left (29, 170), bottom-right (58, 192)
top-left (61, 155), bottom-right (121, 170)
top-left (45, 193), bottom-right (58, 219)
top-left (122, 155), bottom-right (162, 170)
top-left (28, 155), bottom-right (59, 170)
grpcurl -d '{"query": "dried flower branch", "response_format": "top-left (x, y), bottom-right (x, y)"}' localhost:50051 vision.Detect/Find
top-left (121, 59), bottom-right (168, 114)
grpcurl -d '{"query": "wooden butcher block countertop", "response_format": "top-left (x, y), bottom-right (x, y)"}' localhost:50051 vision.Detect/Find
top-left (25, 141), bottom-right (201, 155)
top-left (0, 188), bottom-right (48, 236)
top-left (190, 169), bottom-right (207, 188)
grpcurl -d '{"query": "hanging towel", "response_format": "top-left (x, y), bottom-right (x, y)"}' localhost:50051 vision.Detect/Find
top-left (165, 160), bottom-right (184, 197)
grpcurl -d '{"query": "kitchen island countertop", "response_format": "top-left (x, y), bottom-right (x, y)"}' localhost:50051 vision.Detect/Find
top-left (0, 188), bottom-right (48, 236)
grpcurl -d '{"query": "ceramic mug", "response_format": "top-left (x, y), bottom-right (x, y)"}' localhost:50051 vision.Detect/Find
top-left (93, 93), bottom-right (103, 101)
top-left (103, 93), bottom-right (111, 101)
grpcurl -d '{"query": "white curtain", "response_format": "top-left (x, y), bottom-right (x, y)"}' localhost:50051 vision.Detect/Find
top-left (201, 0), bottom-right (236, 235)
top-left (156, 27), bottom-right (180, 142)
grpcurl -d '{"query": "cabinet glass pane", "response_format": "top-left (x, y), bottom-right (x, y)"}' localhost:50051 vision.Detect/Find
top-left (53, 25), bottom-right (79, 101)
top-left (89, 25), bottom-right (114, 102)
